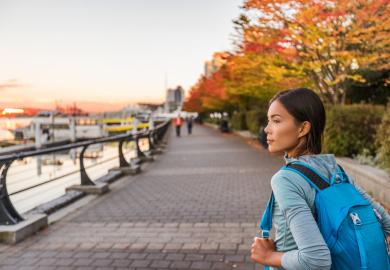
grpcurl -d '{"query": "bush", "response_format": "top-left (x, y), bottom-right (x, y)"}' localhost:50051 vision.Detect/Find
top-left (231, 111), bottom-right (247, 130)
top-left (376, 102), bottom-right (390, 172)
top-left (205, 117), bottom-right (220, 125)
top-left (245, 108), bottom-right (268, 135)
top-left (323, 104), bottom-right (385, 157)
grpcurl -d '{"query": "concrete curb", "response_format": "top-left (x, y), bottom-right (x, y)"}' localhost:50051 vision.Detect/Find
top-left (0, 214), bottom-right (47, 244)
top-left (32, 190), bottom-right (86, 215)
top-left (66, 182), bottom-right (109, 195)
top-left (109, 166), bottom-right (141, 176)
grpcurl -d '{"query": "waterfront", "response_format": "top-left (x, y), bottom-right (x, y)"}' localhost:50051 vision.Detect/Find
top-left (0, 114), bottom-right (157, 216)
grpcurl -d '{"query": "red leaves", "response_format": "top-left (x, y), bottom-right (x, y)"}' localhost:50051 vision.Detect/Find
top-left (183, 70), bottom-right (229, 112)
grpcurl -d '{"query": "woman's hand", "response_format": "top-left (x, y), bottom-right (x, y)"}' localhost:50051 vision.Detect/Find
top-left (251, 237), bottom-right (277, 265)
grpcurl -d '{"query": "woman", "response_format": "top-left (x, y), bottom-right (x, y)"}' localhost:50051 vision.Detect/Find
top-left (251, 88), bottom-right (390, 269)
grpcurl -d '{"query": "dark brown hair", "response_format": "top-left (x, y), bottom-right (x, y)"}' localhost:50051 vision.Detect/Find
top-left (269, 88), bottom-right (326, 156)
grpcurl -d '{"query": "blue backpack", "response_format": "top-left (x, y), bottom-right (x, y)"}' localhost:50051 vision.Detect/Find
top-left (260, 162), bottom-right (390, 270)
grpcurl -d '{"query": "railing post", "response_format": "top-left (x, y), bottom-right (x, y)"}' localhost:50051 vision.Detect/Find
top-left (79, 145), bottom-right (95, 186)
top-left (148, 131), bottom-right (156, 151)
top-left (118, 138), bottom-right (130, 168)
top-left (67, 144), bottom-right (108, 195)
top-left (0, 160), bottom-right (24, 225)
top-left (158, 125), bottom-right (165, 143)
top-left (135, 134), bottom-right (146, 159)
top-left (131, 118), bottom-right (145, 159)
top-left (157, 122), bottom-right (169, 147)
top-left (114, 134), bottom-right (142, 174)
top-left (152, 131), bottom-right (158, 145)
top-left (148, 117), bottom-right (156, 151)
top-left (128, 137), bottom-right (142, 173)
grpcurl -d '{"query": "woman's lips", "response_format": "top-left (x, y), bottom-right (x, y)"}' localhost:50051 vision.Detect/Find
top-left (267, 140), bottom-right (274, 144)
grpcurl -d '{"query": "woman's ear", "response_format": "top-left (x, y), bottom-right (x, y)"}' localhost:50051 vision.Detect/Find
top-left (298, 121), bottom-right (311, 138)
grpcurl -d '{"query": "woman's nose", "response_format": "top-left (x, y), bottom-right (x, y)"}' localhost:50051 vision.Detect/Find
top-left (264, 124), bottom-right (270, 134)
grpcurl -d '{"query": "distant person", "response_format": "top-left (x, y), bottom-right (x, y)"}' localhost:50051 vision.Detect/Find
top-left (186, 116), bottom-right (193, 135)
top-left (219, 112), bottom-right (230, 133)
top-left (174, 114), bottom-right (183, 137)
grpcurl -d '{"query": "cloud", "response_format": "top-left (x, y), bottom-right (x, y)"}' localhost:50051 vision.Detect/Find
top-left (0, 79), bottom-right (24, 91)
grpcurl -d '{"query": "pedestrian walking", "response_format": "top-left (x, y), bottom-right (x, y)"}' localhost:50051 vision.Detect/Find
top-left (186, 115), bottom-right (193, 135)
top-left (174, 114), bottom-right (183, 137)
top-left (251, 88), bottom-right (390, 270)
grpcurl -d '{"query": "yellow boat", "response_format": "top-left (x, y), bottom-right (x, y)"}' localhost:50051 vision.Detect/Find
top-left (104, 123), bottom-right (149, 133)
top-left (103, 117), bottom-right (149, 133)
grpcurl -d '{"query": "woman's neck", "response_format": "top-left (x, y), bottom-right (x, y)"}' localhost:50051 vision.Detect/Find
top-left (286, 149), bottom-right (313, 158)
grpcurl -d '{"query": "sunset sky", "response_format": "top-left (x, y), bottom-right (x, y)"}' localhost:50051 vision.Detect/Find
top-left (0, 0), bottom-right (242, 112)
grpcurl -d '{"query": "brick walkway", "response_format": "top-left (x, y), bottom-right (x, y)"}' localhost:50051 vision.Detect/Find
top-left (0, 124), bottom-right (283, 270)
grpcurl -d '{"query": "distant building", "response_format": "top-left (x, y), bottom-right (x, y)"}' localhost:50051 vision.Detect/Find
top-left (204, 52), bottom-right (230, 78)
top-left (165, 86), bottom-right (185, 113)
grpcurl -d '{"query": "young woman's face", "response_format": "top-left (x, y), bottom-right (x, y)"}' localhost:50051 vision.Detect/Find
top-left (264, 100), bottom-right (304, 154)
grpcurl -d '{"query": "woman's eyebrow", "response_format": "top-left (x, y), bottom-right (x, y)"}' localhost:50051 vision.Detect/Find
top-left (270, 114), bottom-right (282, 118)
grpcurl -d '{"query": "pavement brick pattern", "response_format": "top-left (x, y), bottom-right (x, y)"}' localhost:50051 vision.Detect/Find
top-left (0, 124), bottom-right (283, 269)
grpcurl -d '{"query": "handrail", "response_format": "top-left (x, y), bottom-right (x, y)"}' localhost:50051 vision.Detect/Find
top-left (0, 120), bottom-right (167, 162)
top-left (0, 119), bottom-right (171, 225)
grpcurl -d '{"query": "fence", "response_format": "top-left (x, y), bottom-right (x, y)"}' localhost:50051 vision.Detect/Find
top-left (0, 120), bottom-right (170, 226)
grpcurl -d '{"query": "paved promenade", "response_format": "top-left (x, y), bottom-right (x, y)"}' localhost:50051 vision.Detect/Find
top-left (0, 124), bottom-right (283, 270)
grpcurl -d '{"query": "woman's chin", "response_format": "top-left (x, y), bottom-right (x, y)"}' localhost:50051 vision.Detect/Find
top-left (267, 146), bottom-right (285, 155)
top-left (267, 145), bottom-right (277, 153)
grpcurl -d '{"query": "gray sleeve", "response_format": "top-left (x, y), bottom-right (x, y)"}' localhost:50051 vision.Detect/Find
top-left (348, 176), bottom-right (390, 235)
top-left (271, 172), bottom-right (331, 270)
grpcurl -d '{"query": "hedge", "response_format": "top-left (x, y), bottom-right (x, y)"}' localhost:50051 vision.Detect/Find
top-left (245, 108), bottom-right (268, 135)
top-left (376, 102), bottom-right (390, 172)
top-left (231, 111), bottom-right (247, 130)
top-left (323, 104), bottom-right (385, 157)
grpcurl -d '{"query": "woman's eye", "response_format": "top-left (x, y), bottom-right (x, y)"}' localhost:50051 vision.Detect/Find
top-left (267, 119), bottom-right (280, 124)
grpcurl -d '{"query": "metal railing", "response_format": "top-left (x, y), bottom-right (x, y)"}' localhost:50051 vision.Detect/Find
top-left (0, 120), bottom-right (170, 225)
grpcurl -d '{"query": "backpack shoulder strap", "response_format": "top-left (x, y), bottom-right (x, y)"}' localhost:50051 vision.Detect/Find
top-left (259, 192), bottom-right (274, 238)
top-left (258, 193), bottom-right (275, 270)
top-left (283, 162), bottom-right (330, 191)
top-left (337, 164), bottom-right (350, 182)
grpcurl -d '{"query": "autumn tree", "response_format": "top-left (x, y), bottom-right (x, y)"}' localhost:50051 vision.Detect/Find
top-left (183, 70), bottom-right (233, 113)
top-left (241, 0), bottom-right (390, 104)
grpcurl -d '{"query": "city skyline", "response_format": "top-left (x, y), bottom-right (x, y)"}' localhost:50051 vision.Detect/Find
top-left (0, 0), bottom-right (243, 112)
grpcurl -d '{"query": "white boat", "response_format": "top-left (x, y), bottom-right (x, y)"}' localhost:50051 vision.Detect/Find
top-left (14, 114), bottom-right (104, 142)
